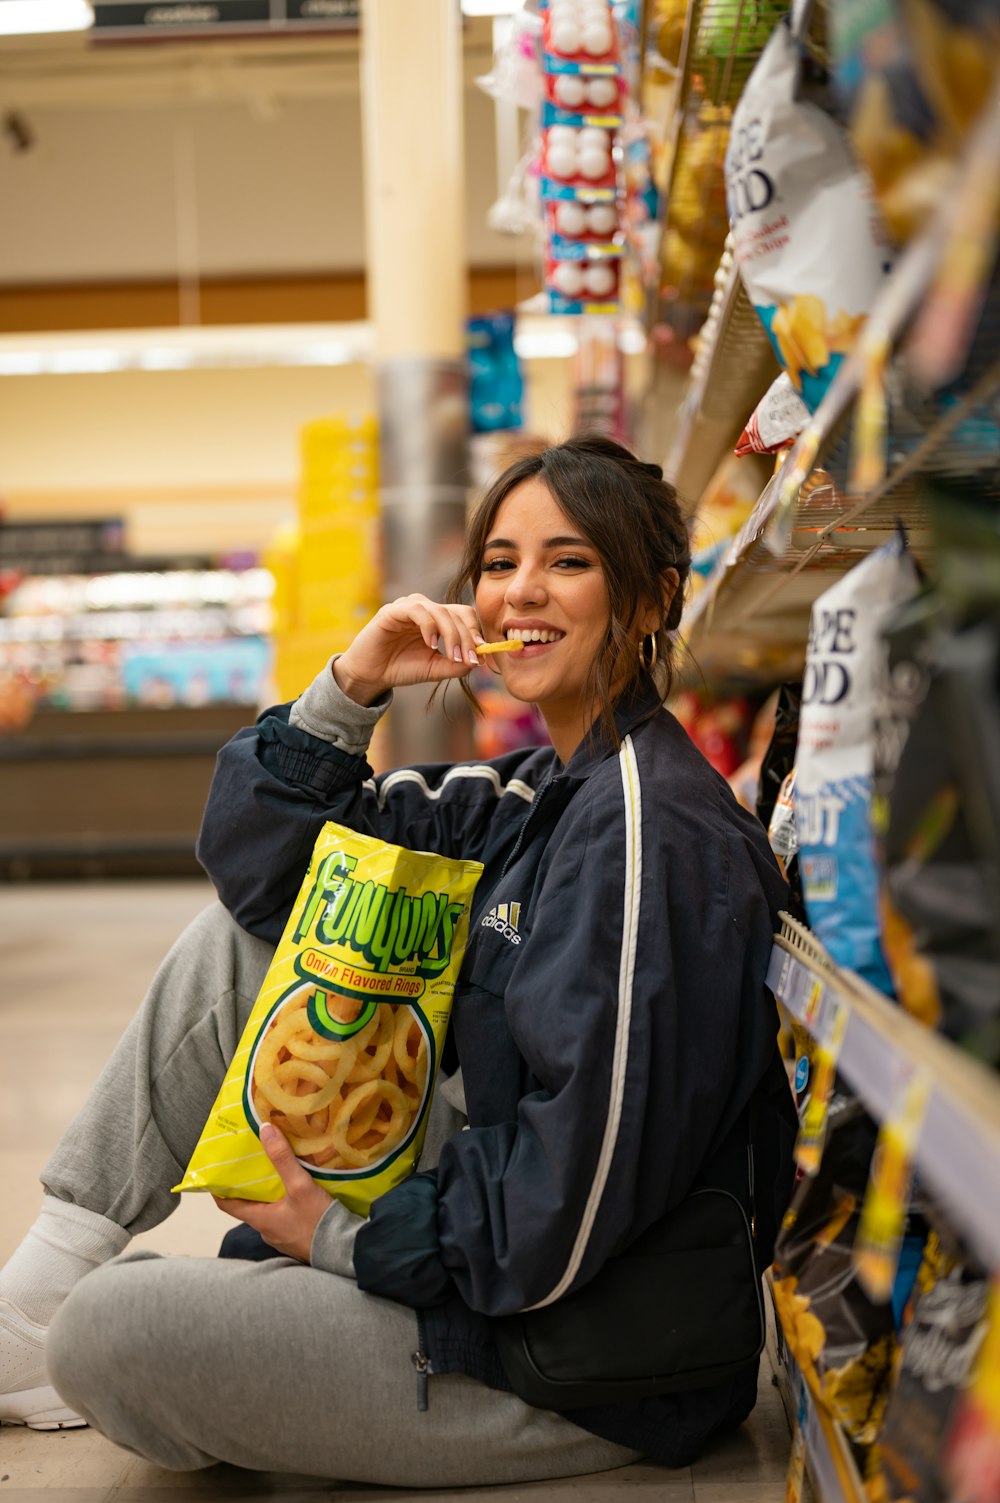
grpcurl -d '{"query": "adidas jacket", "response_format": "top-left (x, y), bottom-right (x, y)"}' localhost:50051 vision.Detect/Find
top-left (198, 678), bottom-right (796, 1464)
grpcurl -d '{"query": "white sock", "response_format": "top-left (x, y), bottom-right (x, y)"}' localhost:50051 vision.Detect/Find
top-left (0, 1196), bottom-right (130, 1327)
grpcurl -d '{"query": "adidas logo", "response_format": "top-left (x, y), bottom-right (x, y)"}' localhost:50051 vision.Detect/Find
top-left (481, 901), bottom-right (522, 944)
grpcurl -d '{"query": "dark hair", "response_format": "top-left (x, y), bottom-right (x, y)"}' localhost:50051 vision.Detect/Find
top-left (447, 433), bottom-right (691, 749)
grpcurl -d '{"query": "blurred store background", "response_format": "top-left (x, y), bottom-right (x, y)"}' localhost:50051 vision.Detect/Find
top-left (0, 0), bottom-right (585, 875)
top-left (4, 7), bottom-right (1000, 1500)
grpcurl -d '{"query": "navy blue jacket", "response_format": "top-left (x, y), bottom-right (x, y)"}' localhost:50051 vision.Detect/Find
top-left (199, 682), bottom-right (796, 1465)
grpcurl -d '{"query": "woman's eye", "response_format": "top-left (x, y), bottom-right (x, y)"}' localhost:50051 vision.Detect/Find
top-left (481, 557), bottom-right (514, 573)
top-left (555, 556), bottom-right (592, 570)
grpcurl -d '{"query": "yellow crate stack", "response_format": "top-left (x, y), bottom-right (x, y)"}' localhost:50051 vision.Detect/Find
top-left (266, 414), bottom-right (381, 703)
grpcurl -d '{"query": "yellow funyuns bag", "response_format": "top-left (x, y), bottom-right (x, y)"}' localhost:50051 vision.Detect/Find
top-left (175, 821), bottom-right (483, 1215)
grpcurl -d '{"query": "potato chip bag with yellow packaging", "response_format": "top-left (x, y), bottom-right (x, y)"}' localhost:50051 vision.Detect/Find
top-left (175, 822), bottom-right (483, 1215)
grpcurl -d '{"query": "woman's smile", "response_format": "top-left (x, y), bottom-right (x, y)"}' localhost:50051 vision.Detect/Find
top-left (475, 477), bottom-right (611, 761)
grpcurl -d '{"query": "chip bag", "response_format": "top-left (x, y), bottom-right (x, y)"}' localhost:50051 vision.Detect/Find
top-left (773, 1096), bottom-right (906, 1445)
top-left (829, 0), bottom-right (1000, 246)
top-left (175, 822), bottom-right (483, 1216)
top-left (877, 1230), bottom-right (990, 1503)
top-left (735, 372), bottom-right (811, 456)
top-left (796, 534), bottom-right (919, 992)
top-left (724, 8), bottom-right (894, 410)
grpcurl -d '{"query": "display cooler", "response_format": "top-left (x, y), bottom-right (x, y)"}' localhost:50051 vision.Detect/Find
top-left (0, 519), bottom-right (273, 878)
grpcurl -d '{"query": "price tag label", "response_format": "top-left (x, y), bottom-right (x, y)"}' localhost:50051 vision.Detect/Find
top-left (854, 1064), bottom-right (930, 1304)
top-left (794, 994), bottom-right (848, 1177)
top-left (777, 951), bottom-right (792, 1001)
top-left (800, 973), bottom-right (824, 1034)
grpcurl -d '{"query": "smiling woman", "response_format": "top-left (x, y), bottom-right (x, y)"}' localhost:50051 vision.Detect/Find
top-left (448, 435), bottom-right (691, 759)
top-left (1, 433), bottom-right (797, 1488)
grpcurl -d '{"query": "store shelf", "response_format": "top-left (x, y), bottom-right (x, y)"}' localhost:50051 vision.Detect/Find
top-left (665, 254), bottom-right (781, 511)
top-left (766, 1272), bottom-right (866, 1503)
top-left (647, 1), bottom-right (787, 346)
top-left (768, 915), bottom-right (1000, 1275)
top-left (0, 563), bottom-right (273, 712)
top-left (676, 77), bottom-right (1000, 691)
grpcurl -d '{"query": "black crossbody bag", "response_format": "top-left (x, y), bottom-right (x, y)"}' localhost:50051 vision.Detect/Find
top-left (492, 1142), bottom-right (764, 1411)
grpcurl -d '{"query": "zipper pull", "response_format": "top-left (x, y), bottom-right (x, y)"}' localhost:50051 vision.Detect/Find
top-left (411, 1350), bottom-right (431, 1412)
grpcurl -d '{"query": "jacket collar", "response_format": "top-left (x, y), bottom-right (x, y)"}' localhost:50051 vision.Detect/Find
top-left (557, 678), bottom-right (663, 783)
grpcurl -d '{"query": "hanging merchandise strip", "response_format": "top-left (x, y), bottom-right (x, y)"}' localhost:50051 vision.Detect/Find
top-left (768, 916), bottom-right (1000, 1276)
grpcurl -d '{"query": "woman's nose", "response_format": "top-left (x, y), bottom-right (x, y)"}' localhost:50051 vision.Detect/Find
top-left (505, 566), bottom-right (546, 609)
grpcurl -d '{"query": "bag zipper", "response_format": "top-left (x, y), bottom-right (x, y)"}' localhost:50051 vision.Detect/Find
top-left (412, 1314), bottom-right (432, 1411)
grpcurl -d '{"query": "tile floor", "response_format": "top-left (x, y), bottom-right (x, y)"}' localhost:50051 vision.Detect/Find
top-left (0, 880), bottom-right (802, 1502)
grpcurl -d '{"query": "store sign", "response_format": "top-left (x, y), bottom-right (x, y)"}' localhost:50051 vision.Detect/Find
top-left (90, 0), bottom-right (360, 39)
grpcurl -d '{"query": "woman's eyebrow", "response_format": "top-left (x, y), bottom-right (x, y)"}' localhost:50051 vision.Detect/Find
top-left (483, 535), bottom-right (591, 549)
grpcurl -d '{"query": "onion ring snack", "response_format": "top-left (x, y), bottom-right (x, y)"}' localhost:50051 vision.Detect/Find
top-left (175, 822), bottom-right (483, 1214)
top-left (475, 638), bottom-right (525, 655)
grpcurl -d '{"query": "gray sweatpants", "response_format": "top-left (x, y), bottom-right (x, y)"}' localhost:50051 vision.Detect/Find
top-left (43, 903), bottom-right (639, 1485)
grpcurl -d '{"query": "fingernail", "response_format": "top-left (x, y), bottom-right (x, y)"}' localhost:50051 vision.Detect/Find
top-left (467, 649), bottom-right (479, 665)
top-left (453, 645), bottom-right (463, 662)
top-left (430, 634), bottom-right (439, 650)
top-left (260, 1124), bottom-right (278, 1143)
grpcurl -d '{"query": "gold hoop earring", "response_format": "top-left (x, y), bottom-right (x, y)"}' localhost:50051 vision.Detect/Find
top-left (640, 633), bottom-right (658, 672)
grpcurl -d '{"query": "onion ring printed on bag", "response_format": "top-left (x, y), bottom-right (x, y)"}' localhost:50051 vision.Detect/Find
top-left (248, 985), bottom-right (431, 1173)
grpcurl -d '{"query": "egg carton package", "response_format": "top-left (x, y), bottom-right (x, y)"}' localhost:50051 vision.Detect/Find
top-left (540, 120), bottom-right (618, 202)
top-left (546, 196), bottom-right (621, 254)
top-left (541, 88), bottom-right (623, 132)
top-left (544, 250), bottom-right (621, 315)
top-left (545, 69), bottom-right (623, 113)
top-left (539, 0), bottom-right (623, 77)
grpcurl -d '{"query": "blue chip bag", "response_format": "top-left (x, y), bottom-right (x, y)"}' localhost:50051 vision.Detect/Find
top-left (796, 535), bottom-right (918, 991)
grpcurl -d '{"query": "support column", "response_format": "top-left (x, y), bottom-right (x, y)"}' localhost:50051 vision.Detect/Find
top-left (361, 0), bottom-right (472, 767)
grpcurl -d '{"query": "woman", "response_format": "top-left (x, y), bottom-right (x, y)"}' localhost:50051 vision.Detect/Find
top-left (0, 436), bottom-right (795, 1484)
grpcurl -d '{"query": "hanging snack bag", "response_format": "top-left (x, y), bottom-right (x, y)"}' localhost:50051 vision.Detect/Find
top-left (878, 605), bottom-right (1000, 1064)
top-left (795, 536), bottom-right (918, 992)
top-left (724, 8), bottom-right (893, 411)
top-left (772, 1095), bottom-right (903, 1444)
top-left (176, 823), bottom-right (483, 1216)
top-left (877, 1230), bottom-right (991, 1503)
top-left (943, 1277), bottom-right (1000, 1503)
top-left (735, 372), bottom-right (811, 456)
top-left (828, 0), bottom-right (1000, 246)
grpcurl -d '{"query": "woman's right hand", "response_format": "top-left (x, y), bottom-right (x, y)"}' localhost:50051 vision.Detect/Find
top-left (332, 594), bottom-right (484, 706)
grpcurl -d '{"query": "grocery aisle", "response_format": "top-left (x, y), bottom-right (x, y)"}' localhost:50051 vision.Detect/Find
top-left (0, 879), bottom-right (798, 1500)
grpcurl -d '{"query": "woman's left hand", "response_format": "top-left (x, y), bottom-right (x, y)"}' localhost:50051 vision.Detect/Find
top-left (213, 1123), bottom-right (331, 1263)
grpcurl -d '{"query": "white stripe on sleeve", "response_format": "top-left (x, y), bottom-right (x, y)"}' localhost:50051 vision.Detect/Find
top-left (367, 764), bottom-right (535, 810)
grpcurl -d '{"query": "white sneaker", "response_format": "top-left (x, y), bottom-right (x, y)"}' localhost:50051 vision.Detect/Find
top-left (0, 1297), bottom-right (86, 1430)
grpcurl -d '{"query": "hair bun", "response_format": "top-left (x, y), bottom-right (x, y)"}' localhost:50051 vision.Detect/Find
top-left (638, 460), bottom-right (664, 481)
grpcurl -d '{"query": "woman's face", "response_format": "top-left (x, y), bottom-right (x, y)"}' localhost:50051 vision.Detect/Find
top-left (474, 478), bottom-right (612, 757)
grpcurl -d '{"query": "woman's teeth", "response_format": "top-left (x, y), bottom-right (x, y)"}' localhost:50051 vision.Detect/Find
top-left (505, 629), bottom-right (564, 643)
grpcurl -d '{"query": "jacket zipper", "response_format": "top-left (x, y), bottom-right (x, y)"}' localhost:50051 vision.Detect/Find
top-left (412, 1313), bottom-right (432, 1411)
top-left (501, 775), bottom-right (554, 880)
